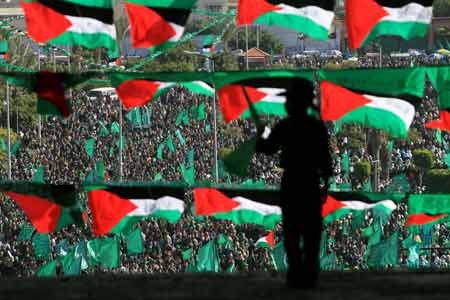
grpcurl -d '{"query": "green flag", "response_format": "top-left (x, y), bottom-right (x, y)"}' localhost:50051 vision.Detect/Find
top-left (175, 129), bottom-right (185, 146)
top-left (36, 260), bottom-right (57, 277)
top-left (99, 121), bottom-right (109, 137)
top-left (154, 172), bottom-right (162, 181)
top-left (196, 240), bottom-right (220, 272)
top-left (126, 228), bottom-right (144, 255)
top-left (87, 237), bottom-right (120, 269)
top-left (11, 139), bottom-right (21, 155)
top-left (61, 249), bottom-right (82, 276)
top-left (32, 233), bottom-right (51, 259)
top-left (180, 162), bottom-right (195, 185)
top-left (320, 252), bottom-right (337, 270)
top-left (18, 223), bottom-right (35, 242)
top-left (85, 138), bottom-right (96, 158)
top-left (0, 138), bottom-right (6, 152)
top-left (55, 239), bottom-right (71, 258)
top-left (217, 234), bottom-right (229, 246)
top-left (166, 135), bottom-right (175, 153)
top-left (342, 152), bottom-right (350, 175)
top-left (96, 161), bottom-right (105, 181)
top-left (387, 141), bottom-right (394, 152)
top-left (407, 245), bottom-right (419, 268)
top-left (176, 110), bottom-right (189, 126)
top-left (225, 263), bottom-right (235, 273)
top-left (272, 242), bottom-right (288, 271)
top-left (362, 223), bottom-right (383, 247)
top-left (223, 137), bottom-right (257, 177)
top-left (182, 248), bottom-right (193, 261)
top-left (386, 173), bottom-right (410, 193)
top-left (368, 232), bottom-right (399, 268)
top-left (127, 107), bottom-right (142, 128)
top-left (111, 122), bottom-right (120, 134)
top-left (32, 166), bottom-right (45, 183)
top-left (436, 130), bottom-right (444, 144)
top-left (197, 103), bottom-right (206, 121)
top-left (157, 143), bottom-right (164, 160)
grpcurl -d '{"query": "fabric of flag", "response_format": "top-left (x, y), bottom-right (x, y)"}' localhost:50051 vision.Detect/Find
top-left (426, 110), bottom-right (450, 133)
top-left (124, 0), bottom-right (196, 51)
top-left (321, 81), bottom-right (415, 139)
top-left (323, 193), bottom-right (399, 224)
top-left (176, 110), bottom-right (189, 126)
top-left (194, 188), bottom-right (281, 229)
top-left (60, 248), bottom-right (82, 276)
top-left (180, 162), bottom-right (195, 186)
top-left (362, 222), bottom-right (383, 247)
top-left (215, 70), bottom-right (313, 123)
top-left (36, 260), bottom-right (57, 277)
top-left (342, 152), bottom-right (350, 175)
top-left (32, 166), bottom-right (45, 184)
top-left (407, 194), bottom-right (450, 227)
top-left (21, 0), bottom-right (118, 58)
top-left (320, 252), bottom-right (338, 270)
top-left (111, 121), bottom-right (120, 134)
top-left (237, 0), bottom-right (335, 41)
top-left (88, 187), bottom-right (185, 236)
top-left (87, 237), bottom-right (120, 269)
top-left (201, 34), bottom-right (216, 57)
top-left (182, 248), bottom-right (193, 261)
top-left (55, 239), bottom-right (71, 258)
top-left (166, 135), bottom-right (175, 153)
top-left (223, 137), bottom-right (257, 177)
top-left (0, 40), bottom-right (8, 60)
top-left (255, 231), bottom-right (275, 248)
top-left (196, 240), bottom-right (220, 272)
top-left (426, 67), bottom-right (450, 109)
top-left (18, 222), bottom-right (35, 242)
top-left (175, 129), bottom-right (185, 145)
top-left (5, 190), bottom-right (84, 233)
top-left (346, 0), bottom-right (434, 49)
top-left (110, 73), bottom-right (213, 109)
top-left (126, 227), bottom-right (144, 255)
top-left (85, 138), bottom-right (96, 158)
top-left (127, 107), bottom-right (143, 128)
top-left (32, 232), bottom-right (51, 259)
top-left (11, 139), bottom-right (21, 156)
top-left (197, 103), bottom-right (206, 121)
top-left (385, 173), bottom-right (411, 193)
top-left (367, 232), bottom-right (399, 267)
top-left (157, 143), bottom-right (164, 160)
top-left (272, 242), bottom-right (288, 271)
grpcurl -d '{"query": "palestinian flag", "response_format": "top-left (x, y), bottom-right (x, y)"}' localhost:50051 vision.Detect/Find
top-left (0, 40), bottom-right (8, 61)
top-left (193, 188), bottom-right (281, 229)
top-left (346, 0), bottom-right (434, 49)
top-left (255, 231), bottom-right (275, 248)
top-left (111, 73), bottom-right (214, 109)
top-left (323, 193), bottom-right (398, 224)
top-left (425, 110), bottom-right (450, 133)
top-left (201, 34), bottom-right (216, 57)
top-left (4, 191), bottom-right (85, 234)
top-left (215, 71), bottom-right (314, 123)
top-left (237, 0), bottom-right (335, 41)
top-left (21, 0), bottom-right (118, 58)
top-left (407, 194), bottom-right (450, 227)
top-left (125, 0), bottom-right (196, 50)
top-left (88, 187), bottom-right (185, 236)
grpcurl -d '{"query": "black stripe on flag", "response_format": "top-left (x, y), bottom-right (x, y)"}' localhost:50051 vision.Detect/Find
top-left (266, 0), bottom-right (335, 11)
top-left (230, 77), bottom-right (312, 90)
top-left (104, 185), bottom-right (186, 200)
top-left (149, 7), bottom-right (192, 26)
top-left (37, 0), bottom-right (114, 24)
top-left (216, 187), bottom-right (281, 206)
top-left (374, 0), bottom-right (434, 7)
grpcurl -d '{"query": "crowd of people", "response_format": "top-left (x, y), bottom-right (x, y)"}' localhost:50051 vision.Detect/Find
top-left (0, 54), bottom-right (450, 277)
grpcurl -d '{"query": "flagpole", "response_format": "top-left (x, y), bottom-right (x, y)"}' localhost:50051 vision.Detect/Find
top-left (119, 102), bottom-right (123, 182)
top-left (37, 46), bottom-right (42, 147)
top-left (6, 65), bottom-right (11, 180)
top-left (211, 58), bottom-right (219, 183)
top-left (246, 25), bottom-right (249, 70)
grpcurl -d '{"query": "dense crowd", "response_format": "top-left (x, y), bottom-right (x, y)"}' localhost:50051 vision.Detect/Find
top-left (1, 54), bottom-right (450, 277)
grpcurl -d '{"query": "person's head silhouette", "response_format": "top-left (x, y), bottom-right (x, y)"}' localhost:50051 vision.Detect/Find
top-left (284, 78), bottom-right (314, 118)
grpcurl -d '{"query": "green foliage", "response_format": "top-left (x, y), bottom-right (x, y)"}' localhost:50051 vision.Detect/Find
top-left (412, 149), bottom-right (434, 171)
top-left (424, 169), bottom-right (450, 193)
top-left (407, 128), bottom-right (421, 145)
top-left (228, 27), bottom-right (284, 54)
top-left (336, 125), bottom-right (365, 151)
top-left (143, 41), bottom-right (197, 72)
top-left (219, 147), bottom-right (232, 159)
top-left (0, 127), bottom-right (17, 160)
top-left (353, 160), bottom-right (372, 181)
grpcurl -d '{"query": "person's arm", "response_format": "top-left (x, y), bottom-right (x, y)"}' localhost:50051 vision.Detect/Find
top-left (255, 120), bottom-right (285, 156)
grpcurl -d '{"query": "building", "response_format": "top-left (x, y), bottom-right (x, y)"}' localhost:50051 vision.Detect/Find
top-left (239, 47), bottom-right (271, 69)
top-left (0, 0), bottom-right (22, 16)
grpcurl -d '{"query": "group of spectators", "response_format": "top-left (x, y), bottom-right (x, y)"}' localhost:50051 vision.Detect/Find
top-left (0, 53), bottom-right (450, 277)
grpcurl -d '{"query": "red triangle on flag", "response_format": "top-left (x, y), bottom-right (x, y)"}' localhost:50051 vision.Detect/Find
top-left (320, 81), bottom-right (372, 121)
top-left (20, 2), bottom-right (72, 43)
top-left (322, 195), bottom-right (347, 218)
top-left (88, 190), bottom-right (138, 236)
top-left (237, 0), bottom-right (280, 25)
top-left (125, 2), bottom-right (177, 49)
top-left (346, 0), bottom-right (389, 49)
top-left (406, 213), bottom-right (448, 226)
top-left (266, 231), bottom-right (275, 247)
top-left (218, 84), bottom-right (267, 123)
top-left (117, 79), bottom-right (162, 109)
top-left (5, 192), bottom-right (62, 233)
top-left (37, 71), bottom-right (70, 117)
top-left (193, 188), bottom-right (240, 216)
top-left (425, 111), bottom-right (450, 132)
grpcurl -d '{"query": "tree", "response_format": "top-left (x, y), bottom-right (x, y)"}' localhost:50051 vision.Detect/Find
top-left (424, 169), bottom-right (450, 193)
top-left (227, 26), bottom-right (284, 54)
top-left (353, 160), bottom-right (372, 184)
top-left (412, 149), bottom-right (434, 187)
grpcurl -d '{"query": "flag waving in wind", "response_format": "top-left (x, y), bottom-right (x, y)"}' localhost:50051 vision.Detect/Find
top-left (237, 0), bottom-right (335, 41)
top-left (21, 0), bottom-right (118, 58)
top-left (125, 0), bottom-right (197, 51)
top-left (426, 110), bottom-right (450, 133)
top-left (346, 0), bottom-right (434, 49)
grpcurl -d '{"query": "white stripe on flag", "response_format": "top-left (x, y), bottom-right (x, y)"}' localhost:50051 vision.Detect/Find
top-left (382, 4), bottom-right (432, 24)
top-left (66, 16), bottom-right (116, 38)
top-left (258, 88), bottom-right (287, 104)
top-left (343, 200), bottom-right (397, 211)
top-left (277, 4), bottom-right (335, 30)
top-left (232, 197), bottom-right (282, 215)
top-left (364, 95), bottom-right (415, 130)
top-left (168, 22), bottom-right (184, 42)
top-left (129, 197), bottom-right (185, 216)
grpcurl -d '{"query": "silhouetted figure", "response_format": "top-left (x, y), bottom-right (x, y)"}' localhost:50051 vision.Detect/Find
top-left (256, 79), bottom-right (332, 289)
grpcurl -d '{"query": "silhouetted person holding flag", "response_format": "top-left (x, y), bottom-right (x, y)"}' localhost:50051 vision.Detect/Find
top-left (255, 78), bottom-right (332, 289)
